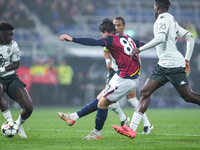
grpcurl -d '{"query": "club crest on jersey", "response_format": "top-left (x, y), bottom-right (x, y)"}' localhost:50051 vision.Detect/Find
top-left (7, 48), bottom-right (11, 54)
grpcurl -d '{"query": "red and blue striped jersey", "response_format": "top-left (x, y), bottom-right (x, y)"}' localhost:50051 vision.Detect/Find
top-left (102, 34), bottom-right (142, 79)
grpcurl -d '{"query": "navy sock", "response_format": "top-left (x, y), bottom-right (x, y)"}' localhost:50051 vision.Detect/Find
top-left (77, 98), bottom-right (98, 118)
top-left (95, 107), bottom-right (108, 130)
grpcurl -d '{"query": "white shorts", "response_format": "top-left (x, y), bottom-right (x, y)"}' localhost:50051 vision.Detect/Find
top-left (103, 73), bottom-right (139, 102)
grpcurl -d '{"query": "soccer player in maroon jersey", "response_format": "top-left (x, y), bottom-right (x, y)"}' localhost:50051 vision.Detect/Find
top-left (59, 18), bottom-right (144, 140)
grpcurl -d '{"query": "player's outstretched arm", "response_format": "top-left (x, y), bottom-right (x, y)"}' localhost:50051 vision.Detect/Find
top-left (60, 34), bottom-right (73, 42)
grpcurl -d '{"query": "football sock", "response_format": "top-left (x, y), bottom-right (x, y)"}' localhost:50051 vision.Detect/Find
top-left (142, 113), bottom-right (151, 127)
top-left (109, 102), bottom-right (126, 121)
top-left (93, 128), bottom-right (101, 136)
top-left (3, 109), bottom-right (13, 122)
top-left (77, 98), bottom-right (98, 118)
top-left (130, 111), bottom-right (143, 131)
top-left (69, 112), bottom-right (79, 121)
top-left (128, 98), bottom-right (151, 126)
top-left (16, 115), bottom-right (26, 126)
top-left (127, 97), bottom-right (139, 109)
top-left (95, 107), bottom-right (108, 131)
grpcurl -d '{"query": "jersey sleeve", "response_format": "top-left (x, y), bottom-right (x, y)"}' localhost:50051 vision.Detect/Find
top-left (132, 39), bottom-right (145, 48)
top-left (73, 38), bottom-right (105, 46)
top-left (177, 24), bottom-right (189, 39)
top-left (11, 41), bottom-right (20, 63)
top-left (156, 15), bottom-right (169, 35)
top-left (101, 36), bottom-right (113, 47)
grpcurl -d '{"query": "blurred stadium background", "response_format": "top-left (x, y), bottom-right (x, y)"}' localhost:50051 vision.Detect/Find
top-left (1, 0), bottom-right (200, 108)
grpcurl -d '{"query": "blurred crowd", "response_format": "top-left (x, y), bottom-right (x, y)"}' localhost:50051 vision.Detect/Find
top-left (14, 57), bottom-right (107, 107)
top-left (21, 0), bottom-right (110, 33)
top-left (0, 0), bottom-right (35, 30)
top-left (0, 0), bottom-right (199, 37)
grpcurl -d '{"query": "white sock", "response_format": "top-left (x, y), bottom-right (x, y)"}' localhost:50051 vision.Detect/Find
top-left (3, 109), bottom-right (13, 122)
top-left (142, 113), bottom-right (151, 127)
top-left (70, 113), bottom-right (79, 121)
top-left (130, 111), bottom-right (143, 131)
top-left (127, 97), bottom-right (139, 109)
top-left (93, 128), bottom-right (101, 136)
top-left (128, 98), bottom-right (151, 127)
top-left (16, 115), bottom-right (26, 126)
top-left (109, 102), bottom-right (126, 121)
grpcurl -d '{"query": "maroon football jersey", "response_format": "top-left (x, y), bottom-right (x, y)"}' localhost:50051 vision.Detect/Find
top-left (102, 34), bottom-right (140, 79)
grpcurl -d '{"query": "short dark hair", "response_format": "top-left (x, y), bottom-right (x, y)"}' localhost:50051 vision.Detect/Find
top-left (99, 18), bottom-right (116, 33)
top-left (114, 17), bottom-right (125, 25)
top-left (0, 23), bottom-right (14, 31)
top-left (155, 0), bottom-right (171, 10)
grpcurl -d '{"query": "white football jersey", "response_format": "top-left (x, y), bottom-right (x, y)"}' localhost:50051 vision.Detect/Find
top-left (110, 55), bottom-right (118, 71)
top-left (0, 40), bottom-right (20, 77)
top-left (154, 12), bottom-right (189, 68)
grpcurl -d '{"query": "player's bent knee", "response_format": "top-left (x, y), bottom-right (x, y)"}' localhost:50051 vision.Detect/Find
top-left (140, 88), bottom-right (151, 98)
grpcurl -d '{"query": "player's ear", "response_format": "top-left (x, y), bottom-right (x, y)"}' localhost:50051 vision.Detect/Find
top-left (105, 31), bottom-right (108, 36)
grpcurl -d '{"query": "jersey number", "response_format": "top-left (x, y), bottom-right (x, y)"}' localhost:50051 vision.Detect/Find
top-left (120, 37), bottom-right (136, 55)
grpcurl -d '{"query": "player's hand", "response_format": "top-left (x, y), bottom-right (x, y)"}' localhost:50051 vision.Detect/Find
top-left (0, 67), bottom-right (5, 73)
top-left (106, 62), bottom-right (113, 71)
top-left (60, 34), bottom-right (73, 42)
top-left (185, 60), bottom-right (190, 77)
top-left (130, 48), bottom-right (141, 59)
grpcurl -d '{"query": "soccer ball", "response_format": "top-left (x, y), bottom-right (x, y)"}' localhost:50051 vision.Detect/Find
top-left (1, 121), bottom-right (19, 138)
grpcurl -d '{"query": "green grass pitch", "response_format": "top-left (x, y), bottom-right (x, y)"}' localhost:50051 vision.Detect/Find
top-left (0, 107), bottom-right (199, 150)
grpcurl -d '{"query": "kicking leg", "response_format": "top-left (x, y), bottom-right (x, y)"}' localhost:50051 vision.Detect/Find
top-left (175, 85), bottom-right (200, 105)
top-left (130, 78), bottom-right (161, 132)
top-left (83, 97), bottom-right (111, 140)
top-left (14, 87), bottom-right (33, 138)
top-left (58, 97), bottom-right (98, 126)
top-left (127, 89), bottom-right (153, 134)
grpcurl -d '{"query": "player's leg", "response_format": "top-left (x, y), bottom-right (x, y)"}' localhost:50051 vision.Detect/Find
top-left (14, 87), bottom-right (33, 125)
top-left (130, 78), bottom-right (161, 131)
top-left (85, 75), bottom-right (139, 140)
top-left (58, 89), bottom-right (104, 126)
top-left (0, 95), bottom-right (13, 122)
top-left (109, 102), bottom-right (130, 126)
top-left (0, 83), bottom-right (13, 122)
top-left (107, 72), bottom-right (130, 126)
top-left (175, 85), bottom-right (200, 105)
top-left (107, 70), bottom-right (129, 125)
top-left (169, 67), bottom-right (200, 105)
top-left (83, 96), bottom-right (111, 140)
top-left (126, 89), bottom-right (153, 134)
top-left (113, 78), bottom-right (161, 138)
top-left (13, 87), bottom-right (33, 138)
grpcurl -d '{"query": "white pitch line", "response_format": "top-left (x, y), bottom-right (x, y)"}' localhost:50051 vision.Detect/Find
top-left (25, 129), bottom-right (200, 137)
